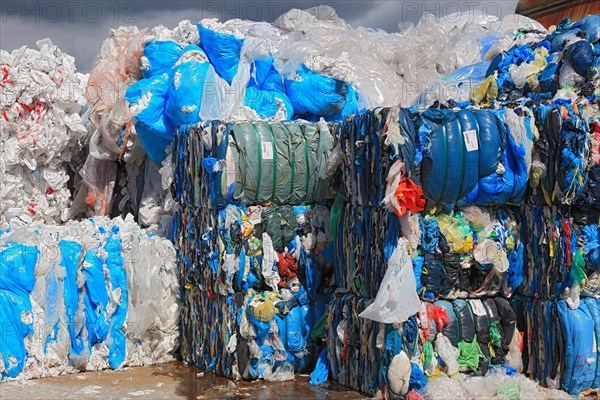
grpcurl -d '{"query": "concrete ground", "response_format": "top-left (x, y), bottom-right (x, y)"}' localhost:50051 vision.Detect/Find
top-left (0, 361), bottom-right (368, 400)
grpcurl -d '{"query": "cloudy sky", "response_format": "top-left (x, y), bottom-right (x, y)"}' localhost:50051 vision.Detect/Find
top-left (1, 0), bottom-right (518, 72)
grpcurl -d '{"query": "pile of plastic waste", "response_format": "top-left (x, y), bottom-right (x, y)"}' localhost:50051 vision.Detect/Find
top-left (78, 6), bottom-right (547, 228)
top-left (0, 215), bottom-right (179, 380)
top-left (0, 39), bottom-right (88, 227)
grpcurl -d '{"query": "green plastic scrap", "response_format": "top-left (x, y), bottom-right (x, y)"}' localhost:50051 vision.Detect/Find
top-left (489, 320), bottom-right (502, 348)
top-left (311, 315), bottom-right (327, 340)
top-left (496, 380), bottom-right (520, 400)
top-left (422, 341), bottom-right (434, 370)
top-left (571, 250), bottom-right (587, 286)
top-left (457, 338), bottom-right (484, 371)
top-left (329, 193), bottom-right (346, 255)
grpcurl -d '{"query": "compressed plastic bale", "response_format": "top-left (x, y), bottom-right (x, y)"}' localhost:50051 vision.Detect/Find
top-left (0, 40), bottom-right (88, 224)
top-left (557, 300), bottom-right (596, 396)
top-left (284, 65), bottom-right (348, 116)
top-left (165, 56), bottom-right (210, 127)
top-left (0, 216), bottom-right (179, 380)
top-left (140, 41), bottom-right (183, 78)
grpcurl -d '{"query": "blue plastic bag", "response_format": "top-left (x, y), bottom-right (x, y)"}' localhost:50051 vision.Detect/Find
top-left (165, 58), bottom-right (210, 127)
top-left (198, 25), bottom-right (244, 85)
top-left (141, 41), bottom-right (183, 79)
top-left (566, 40), bottom-right (594, 76)
top-left (125, 74), bottom-right (173, 140)
top-left (284, 65), bottom-right (348, 116)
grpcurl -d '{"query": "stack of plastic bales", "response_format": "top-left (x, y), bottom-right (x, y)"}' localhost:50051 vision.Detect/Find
top-left (79, 6), bottom-right (541, 227)
top-left (0, 39), bottom-right (88, 227)
top-left (400, 15), bottom-right (600, 398)
top-left (0, 215), bottom-right (179, 380)
top-left (171, 120), bottom-right (338, 381)
top-left (325, 108), bottom-right (525, 398)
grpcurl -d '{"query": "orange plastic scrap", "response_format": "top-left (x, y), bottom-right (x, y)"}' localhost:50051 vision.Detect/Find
top-left (393, 178), bottom-right (426, 217)
top-left (85, 190), bottom-right (98, 206)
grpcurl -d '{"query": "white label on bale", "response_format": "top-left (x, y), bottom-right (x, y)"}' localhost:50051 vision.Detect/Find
top-left (262, 142), bottom-right (274, 160)
top-left (463, 130), bottom-right (478, 152)
top-left (469, 299), bottom-right (487, 316)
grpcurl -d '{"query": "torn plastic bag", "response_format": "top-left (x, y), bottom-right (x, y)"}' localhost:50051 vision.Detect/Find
top-left (141, 41), bottom-right (183, 78)
top-left (284, 65), bottom-right (348, 117)
top-left (359, 238), bottom-right (420, 324)
top-left (198, 24), bottom-right (244, 85)
top-left (165, 56), bottom-right (210, 127)
top-left (244, 86), bottom-right (293, 119)
top-left (557, 300), bottom-right (596, 396)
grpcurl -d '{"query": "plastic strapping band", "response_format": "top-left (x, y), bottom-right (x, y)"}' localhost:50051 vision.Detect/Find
top-left (268, 123), bottom-right (277, 201)
top-left (456, 115), bottom-right (465, 200)
top-left (302, 125), bottom-right (310, 203)
top-left (288, 123), bottom-right (296, 201)
top-left (439, 122), bottom-right (448, 204)
top-left (252, 123), bottom-right (262, 204)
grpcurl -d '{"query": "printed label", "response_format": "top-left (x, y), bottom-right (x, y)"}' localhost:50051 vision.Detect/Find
top-left (469, 299), bottom-right (487, 316)
top-left (261, 141), bottom-right (274, 160)
top-left (463, 129), bottom-right (478, 152)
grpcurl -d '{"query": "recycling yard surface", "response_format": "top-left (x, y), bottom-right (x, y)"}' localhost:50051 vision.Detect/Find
top-left (0, 362), bottom-right (367, 400)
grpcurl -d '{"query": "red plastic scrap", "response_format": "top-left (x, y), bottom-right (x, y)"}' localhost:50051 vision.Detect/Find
top-left (393, 178), bottom-right (426, 217)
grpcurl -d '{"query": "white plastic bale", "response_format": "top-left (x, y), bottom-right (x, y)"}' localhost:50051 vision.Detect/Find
top-left (0, 39), bottom-right (87, 226)
top-left (0, 215), bottom-right (179, 380)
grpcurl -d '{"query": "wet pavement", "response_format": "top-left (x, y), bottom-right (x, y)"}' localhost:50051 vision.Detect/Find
top-left (0, 361), bottom-right (368, 400)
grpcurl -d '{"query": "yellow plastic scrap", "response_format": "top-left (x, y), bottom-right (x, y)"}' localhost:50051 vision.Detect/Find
top-left (471, 74), bottom-right (498, 103)
top-left (437, 214), bottom-right (474, 253)
top-left (249, 292), bottom-right (278, 322)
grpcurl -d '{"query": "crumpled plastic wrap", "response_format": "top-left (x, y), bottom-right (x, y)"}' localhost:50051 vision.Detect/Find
top-left (0, 214), bottom-right (179, 380)
top-left (0, 39), bottom-right (88, 227)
